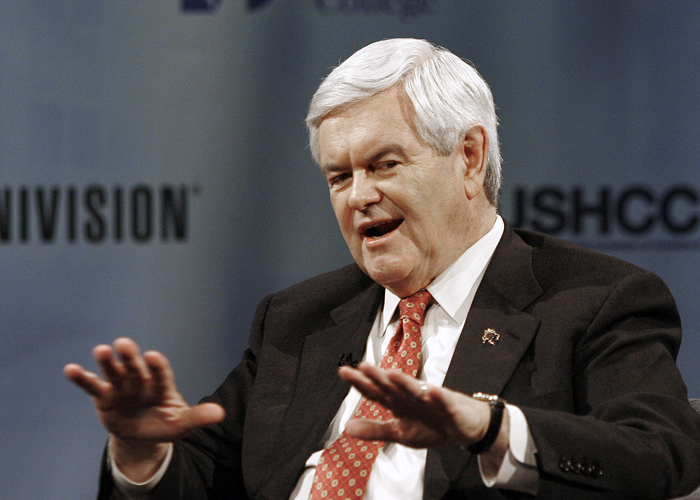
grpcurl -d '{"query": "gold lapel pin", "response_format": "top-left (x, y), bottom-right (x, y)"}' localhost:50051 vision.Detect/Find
top-left (482, 328), bottom-right (500, 345)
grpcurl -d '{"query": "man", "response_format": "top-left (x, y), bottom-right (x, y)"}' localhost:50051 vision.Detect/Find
top-left (65, 38), bottom-right (700, 499)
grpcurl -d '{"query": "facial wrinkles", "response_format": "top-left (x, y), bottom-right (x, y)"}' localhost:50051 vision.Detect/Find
top-left (319, 87), bottom-right (478, 296)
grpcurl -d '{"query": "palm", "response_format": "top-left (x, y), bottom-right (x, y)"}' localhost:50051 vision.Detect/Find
top-left (339, 362), bottom-right (490, 449)
top-left (65, 338), bottom-right (224, 443)
top-left (381, 401), bottom-right (469, 448)
top-left (95, 383), bottom-right (190, 442)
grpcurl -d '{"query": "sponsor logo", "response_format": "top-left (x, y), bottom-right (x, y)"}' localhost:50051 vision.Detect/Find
top-left (181, 0), bottom-right (271, 12)
top-left (510, 184), bottom-right (700, 251)
top-left (0, 184), bottom-right (199, 245)
top-left (181, 0), bottom-right (436, 16)
top-left (315, 0), bottom-right (436, 17)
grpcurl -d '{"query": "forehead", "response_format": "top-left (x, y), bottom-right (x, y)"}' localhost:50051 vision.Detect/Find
top-left (317, 87), bottom-right (425, 166)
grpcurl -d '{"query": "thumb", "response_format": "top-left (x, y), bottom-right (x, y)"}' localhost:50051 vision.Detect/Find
top-left (182, 402), bottom-right (226, 432)
top-left (345, 418), bottom-right (392, 441)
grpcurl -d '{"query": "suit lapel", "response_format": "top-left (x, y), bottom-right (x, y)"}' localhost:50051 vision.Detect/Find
top-left (425, 223), bottom-right (545, 499)
top-left (288, 285), bottom-right (382, 438)
top-left (260, 282), bottom-right (383, 499)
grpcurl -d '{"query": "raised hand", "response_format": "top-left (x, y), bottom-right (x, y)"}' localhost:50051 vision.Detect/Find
top-left (64, 337), bottom-right (225, 480)
top-left (338, 362), bottom-right (507, 453)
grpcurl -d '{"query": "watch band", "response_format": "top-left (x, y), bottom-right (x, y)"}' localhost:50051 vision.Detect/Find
top-left (467, 392), bottom-right (505, 454)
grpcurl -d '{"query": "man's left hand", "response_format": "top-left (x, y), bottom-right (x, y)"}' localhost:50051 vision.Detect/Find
top-left (338, 362), bottom-right (509, 457)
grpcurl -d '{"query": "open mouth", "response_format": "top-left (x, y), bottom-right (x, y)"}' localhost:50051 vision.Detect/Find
top-left (362, 219), bottom-right (403, 239)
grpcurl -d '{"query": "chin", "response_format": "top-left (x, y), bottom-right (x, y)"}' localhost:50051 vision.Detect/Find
top-left (354, 249), bottom-right (421, 289)
top-left (364, 264), bottom-right (414, 292)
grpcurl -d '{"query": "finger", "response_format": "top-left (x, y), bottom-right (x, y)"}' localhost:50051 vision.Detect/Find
top-left (145, 404), bottom-right (226, 441)
top-left (64, 363), bottom-right (111, 398)
top-left (370, 370), bottom-right (455, 422)
top-left (93, 344), bottom-right (126, 388)
top-left (181, 403), bottom-right (226, 433)
top-left (424, 385), bottom-right (469, 416)
top-left (338, 365), bottom-right (388, 402)
top-left (356, 363), bottom-right (402, 395)
top-left (114, 337), bottom-right (152, 389)
top-left (143, 350), bottom-right (176, 399)
top-left (352, 363), bottom-right (422, 408)
top-left (341, 364), bottom-right (422, 415)
top-left (345, 418), bottom-right (393, 441)
top-left (383, 370), bottom-right (429, 401)
top-left (360, 363), bottom-right (417, 399)
top-left (347, 417), bottom-right (444, 449)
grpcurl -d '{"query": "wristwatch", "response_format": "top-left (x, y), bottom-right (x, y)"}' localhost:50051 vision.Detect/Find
top-left (467, 392), bottom-right (506, 454)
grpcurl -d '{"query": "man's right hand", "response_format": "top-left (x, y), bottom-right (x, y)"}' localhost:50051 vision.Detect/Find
top-left (64, 337), bottom-right (225, 482)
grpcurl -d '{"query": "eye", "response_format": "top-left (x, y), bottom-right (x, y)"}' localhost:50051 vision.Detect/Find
top-left (328, 172), bottom-right (351, 187)
top-left (375, 160), bottom-right (399, 171)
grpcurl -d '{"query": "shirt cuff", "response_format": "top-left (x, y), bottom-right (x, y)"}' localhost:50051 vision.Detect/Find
top-left (109, 441), bottom-right (174, 499)
top-left (478, 404), bottom-right (539, 495)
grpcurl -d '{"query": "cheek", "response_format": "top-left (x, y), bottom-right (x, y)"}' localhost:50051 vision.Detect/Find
top-left (331, 196), bottom-right (356, 238)
top-left (404, 193), bottom-right (459, 244)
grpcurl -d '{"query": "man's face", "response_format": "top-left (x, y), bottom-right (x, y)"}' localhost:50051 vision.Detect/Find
top-left (318, 87), bottom-right (486, 297)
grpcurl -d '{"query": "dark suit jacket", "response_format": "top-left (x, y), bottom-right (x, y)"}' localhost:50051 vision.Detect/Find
top-left (100, 224), bottom-right (700, 500)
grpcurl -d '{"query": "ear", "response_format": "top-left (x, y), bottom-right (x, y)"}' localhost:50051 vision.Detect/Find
top-left (459, 126), bottom-right (489, 200)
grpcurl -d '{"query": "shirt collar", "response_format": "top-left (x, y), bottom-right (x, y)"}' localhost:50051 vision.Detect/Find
top-left (380, 215), bottom-right (505, 333)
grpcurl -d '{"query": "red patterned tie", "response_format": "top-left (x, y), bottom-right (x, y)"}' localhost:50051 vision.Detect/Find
top-left (309, 290), bottom-right (432, 500)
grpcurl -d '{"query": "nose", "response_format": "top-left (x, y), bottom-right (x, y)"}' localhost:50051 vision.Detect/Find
top-left (348, 171), bottom-right (381, 211)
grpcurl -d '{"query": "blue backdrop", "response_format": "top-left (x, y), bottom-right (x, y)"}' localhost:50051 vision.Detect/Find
top-left (1, 2), bottom-right (699, 498)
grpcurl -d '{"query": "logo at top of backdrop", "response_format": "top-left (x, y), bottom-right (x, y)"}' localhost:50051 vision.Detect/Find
top-left (181, 0), bottom-right (437, 17)
top-left (511, 184), bottom-right (700, 251)
top-left (181, 0), bottom-right (270, 12)
top-left (314, 0), bottom-right (436, 17)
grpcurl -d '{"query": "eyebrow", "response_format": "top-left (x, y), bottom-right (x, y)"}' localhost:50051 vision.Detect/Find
top-left (367, 145), bottom-right (408, 165)
top-left (320, 164), bottom-right (347, 176)
top-left (320, 145), bottom-right (409, 175)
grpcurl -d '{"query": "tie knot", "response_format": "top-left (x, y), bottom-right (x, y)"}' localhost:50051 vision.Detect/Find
top-left (398, 290), bottom-right (432, 327)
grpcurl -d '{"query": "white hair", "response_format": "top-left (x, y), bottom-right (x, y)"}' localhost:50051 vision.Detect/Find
top-left (306, 38), bottom-right (502, 205)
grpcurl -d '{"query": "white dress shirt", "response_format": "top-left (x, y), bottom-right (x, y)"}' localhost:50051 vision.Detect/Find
top-left (112, 216), bottom-right (538, 498)
top-left (289, 216), bottom-right (538, 499)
